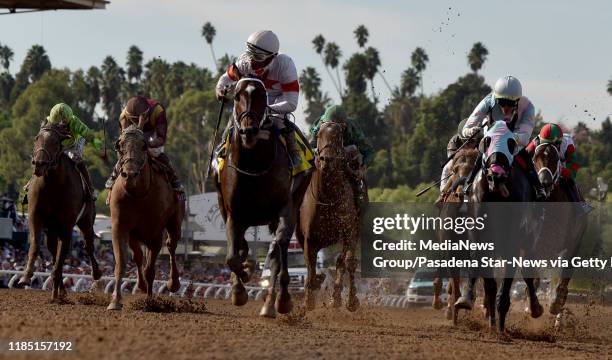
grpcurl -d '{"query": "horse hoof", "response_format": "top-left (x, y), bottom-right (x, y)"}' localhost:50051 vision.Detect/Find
top-left (92, 269), bottom-right (103, 281)
top-left (259, 304), bottom-right (276, 318)
top-left (90, 280), bottom-right (101, 292)
top-left (550, 301), bottom-right (563, 315)
top-left (167, 278), bottom-right (180, 293)
top-left (107, 301), bottom-right (123, 311)
top-left (232, 284), bottom-right (248, 306)
top-left (16, 276), bottom-right (31, 288)
top-left (346, 296), bottom-right (360, 312)
top-left (454, 296), bottom-right (473, 311)
top-left (530, 302), bottom-right (544, 319)
top-left (445, 305), bottom-right (453, 320)
top-left (305, 294), bottom-right (316, 311)
top-left (432, 296), bottom-right (444, 310)
top-left (275, 291), bottom-right (293, 314)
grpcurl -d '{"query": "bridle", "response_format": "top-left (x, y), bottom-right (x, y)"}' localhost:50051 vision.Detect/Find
top-left (311, 122), bottom-right (346, 206)
top-left (232, 77), bottom-right (269, 133)
top-left (117, 127), bottom-right (152, 198)
top-left (226, 77), bottom-right (277, 177)
top-left (534, 142), bottom-right (561, 186)
top-left (32, 125), bottom-right (68, 171)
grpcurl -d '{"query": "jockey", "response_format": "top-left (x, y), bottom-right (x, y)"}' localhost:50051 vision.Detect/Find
top-left (526, 123), bottom-right (582, 202)
top-left (105, 96), bottom-right (183, 203)
top-left (309, 105), bottom-right (373, 214)
top-left (462, 75), bottom-right (547, 200)
top-left (22, 103), bottom-right (101, 205)
top-left (435, 118), bottom-right (480, 206)
top-left (215, 30), bottom-right (303, 167)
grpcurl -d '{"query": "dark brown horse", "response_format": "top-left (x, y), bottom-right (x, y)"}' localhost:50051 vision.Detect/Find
top-left (107, 125), bottom-right (184, 310)
top-left (296, 121), bottom-right (360, 311)
top-left (432, 147), bottom-right (478, 325)
top-left (457, 121), bottom-right (543, 333)
top-left (533, 142), bottom-right (587, 316)
top-left (18, 124), bottom-right (101, 300)
top-left (214, 77), bottom-right (312, 317)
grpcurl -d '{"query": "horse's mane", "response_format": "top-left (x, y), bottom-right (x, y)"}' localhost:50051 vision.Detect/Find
top-left (121, 124), bottom-right (144, 138)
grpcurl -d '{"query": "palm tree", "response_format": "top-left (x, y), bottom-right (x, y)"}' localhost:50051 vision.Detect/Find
top-left (364, 47), bottom-right (380, 101)
top-left (324, 42), bottom-right (343, 96)
top-left (354, 25), bottom-right (369, 48)
top-left (100, 56), bottom-right (126, 138)
top-left (0, 45), bottom-right (14, 72)
top-left (22, 45), bottom-right (51, 82)
top-left (312, 34), bottom-right (340, 97)
top-left (410, 47), bottom-right (429, 95)
top-left (467, 42), bottom-right (489, 73)
top-left (607, 79), bottom-right (612, 96)
top-left (126, 45), bottom-right (143, 83)
top-left (400, 67), bottom-right (420, 98)
top-left (201, 22), bottom-right (218, 72)
top-left (299, 67), bottom-right (322, 101)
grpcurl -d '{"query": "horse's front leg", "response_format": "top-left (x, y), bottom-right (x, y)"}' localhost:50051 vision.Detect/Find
top-left (52, 230), bottom-right (72, 301)
top-left (18, 216), bottom-right (43, 286)
top-left (225, 216), bottom-right (248, 306)
top-left (274, 207), bottom-right (295, 315)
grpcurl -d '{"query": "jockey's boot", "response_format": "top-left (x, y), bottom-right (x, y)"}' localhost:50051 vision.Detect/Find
top-left (105, 160), bottom-right (121, 205)
top-left (21, 179), bottom-right (32, 205)
top-left (157, 153), bottom-right (185, 194)
top-left (463, 152), bottom-right (483, 195)
top-left (518, 149), bottom-right (547, 201)
top-left (284, 131), bottom-right (303, 169)
top-left (76, 161), bottom-right (96, 202)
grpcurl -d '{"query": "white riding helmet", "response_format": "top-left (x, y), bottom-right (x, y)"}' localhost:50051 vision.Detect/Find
top-left (493, 75), bottom-right (522, 101)
top-left (246, 30), bottom-right (279, 62)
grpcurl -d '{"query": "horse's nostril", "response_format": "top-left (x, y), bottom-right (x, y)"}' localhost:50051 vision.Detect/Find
top-left (120, 172), bottom-right (127, 178)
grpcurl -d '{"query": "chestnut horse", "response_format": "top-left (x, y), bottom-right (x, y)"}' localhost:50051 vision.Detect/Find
top-left (214, 77), bottom-right (312, 317)
top-left (296, 121), bottom-right (360, 312)
top-left (107, 125), bottom-right (184, 310)
top-left (18, 123), bottom-right (101, 300)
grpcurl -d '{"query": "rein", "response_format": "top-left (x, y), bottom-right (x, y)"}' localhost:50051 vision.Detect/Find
top-left (534, 142), bottom-right (561, 186)
top-left (32, 126), bottom-right (67, 170)
top-left (118, 128), bottom-right (152, 198)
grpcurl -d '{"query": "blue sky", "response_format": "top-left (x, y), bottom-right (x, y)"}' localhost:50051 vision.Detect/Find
top-left (1, 0), bottom-right (611, 130)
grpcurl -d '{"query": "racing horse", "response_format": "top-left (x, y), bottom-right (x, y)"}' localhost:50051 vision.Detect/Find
top-left (432, 147), bottom-right (479, 325)
top-left (532, 140), bottom-right (587, 316)
top-left (17, 123), bottom-right (101, 300)
top-left (107, 124), bottom-right (185, 310)
top-left (215, 77), bottom-right (312, 317)
top-left (296, 121), bottom-right (360, 311)
top-left (456, 121), bottom-right (543, 333)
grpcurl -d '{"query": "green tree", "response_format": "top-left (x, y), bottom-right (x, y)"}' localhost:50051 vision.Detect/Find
top-left (142, 57), bottom-right (170, 105)
top-left (324, 42), bottom-right (343, 96)
top-left (399, 67), bottom-right (420, 98)
top-left (126, 45), bottom-right (143, 83)
top-left (608, 79), bottom-right (612, 96)
top-left (201, 22), bottom-right (218, 72)
top-left (100, 56), bottom-right (126, 139)
top-left (312, 34), bottom-right (340, 97)
top-left (364, 47), bottom-right (381, 101)
top-left (215, 53), bottom-right (236, 78)
top-left (10, 45), bottom-right (52, 102)
top-left (299, 67), bottom-right (329, 125)
top-left (166, 89), bottom-right (219, 193)
top-left (354, 25), bottom-right (369, 48)
top-left (410, 47), bottom-right (429, 95)
top-left (467, 42), bottom-right (489, 73)
top-left (0, 44), bottom-right (14, 72)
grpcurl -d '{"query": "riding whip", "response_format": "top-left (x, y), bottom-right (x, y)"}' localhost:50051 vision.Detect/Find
top-left (203, 88), bottom-right (228, 191)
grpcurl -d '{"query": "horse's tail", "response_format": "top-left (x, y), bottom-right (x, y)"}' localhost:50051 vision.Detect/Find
top-left (268, 217), bottom-right (279, 235)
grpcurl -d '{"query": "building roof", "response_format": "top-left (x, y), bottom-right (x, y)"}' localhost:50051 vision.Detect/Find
top-left (0, 0), bottom-right (108, 13)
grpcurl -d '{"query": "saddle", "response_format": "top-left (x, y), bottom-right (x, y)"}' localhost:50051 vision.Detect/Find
top-left (214, 118), bottom-right (314, 178)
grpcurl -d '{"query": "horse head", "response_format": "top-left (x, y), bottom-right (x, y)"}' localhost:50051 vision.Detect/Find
top-left (316, 121), bottom-right (346, 172)
top-left (32, 123), bottom-right (72, 176)
top-left (447, 148), bottom-right (479, 203)
top-left (533, 142), bottom-right (561, 197)
top-left (117, 125), bottom-right (147, 179)
top-left (479, 121), bottom-right (517, 198)
top-left (233, 77), bottom-right (269, 149)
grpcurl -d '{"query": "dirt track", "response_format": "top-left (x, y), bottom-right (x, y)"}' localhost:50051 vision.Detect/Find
top-left (0, 289), bottom-right (611, 360)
